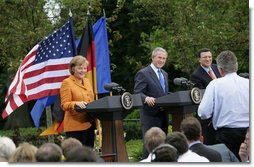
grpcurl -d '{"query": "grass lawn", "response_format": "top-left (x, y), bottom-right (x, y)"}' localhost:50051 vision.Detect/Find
top-left (126, 139), bottom-right (143, 162)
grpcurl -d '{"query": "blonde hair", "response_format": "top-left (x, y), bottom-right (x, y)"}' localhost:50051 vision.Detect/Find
top-left (9, 142), bottom-right (38, 162)
top-left (69, 55), bottom-right (89, 75)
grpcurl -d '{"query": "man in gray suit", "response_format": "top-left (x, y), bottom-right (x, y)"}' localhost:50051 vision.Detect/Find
top-left (207, 144), bottom-right (239, 162)
top-left (134, 47), bottom-right (169, 159)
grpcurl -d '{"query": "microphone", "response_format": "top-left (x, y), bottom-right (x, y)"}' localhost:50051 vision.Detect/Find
top-left (173, 77), bottom-right (194, 88)
top-left (104, 82), bottom-right (120, 91)
top-left (239, 73), bottom-right (249, 78)
top-left (173, 77), bottom-right (188, 86)
top-left (104, 82), bottom-right (126, 95)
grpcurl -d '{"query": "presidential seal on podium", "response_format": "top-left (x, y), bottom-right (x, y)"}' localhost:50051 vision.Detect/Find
top-left (190, 87), bottom-right (202, 104)
top-left (121, 92), bottom-right (133, 110)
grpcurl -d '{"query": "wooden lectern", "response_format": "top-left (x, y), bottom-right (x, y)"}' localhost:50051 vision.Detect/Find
top-left (155, 90), bottom-right (204, 131)
top-left (77, 94), bottom-right (142, 162)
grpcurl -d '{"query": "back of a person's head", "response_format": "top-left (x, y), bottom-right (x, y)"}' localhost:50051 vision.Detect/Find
top-left (216, 50), bottom-right (238, 73)
top-left (36, 142), bottom-right (62, 162)
top-left (180, 117), bottom-right (201, 141)
top-left (61, 137), bottom-right (82, 157)
top-left (151, 144), bottom-right (178, 162)
top-left (9, 142), bottom-right (38, 163)
top-left (165, 132), bottom-right (189, 155)
top-left (65, 145), bottom-right (98, 162)
top-left (144, 127), bottom-right (166, 153)
top-left (0, 136), bottom-right (16, 161)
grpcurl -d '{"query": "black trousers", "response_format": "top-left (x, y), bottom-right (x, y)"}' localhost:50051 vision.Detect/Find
top-left (197, 116), bottom-right (216, 145)
top-left (216, 127), bottom-right (248, 161)
top-left (66, 125), bottom-right (95, 148)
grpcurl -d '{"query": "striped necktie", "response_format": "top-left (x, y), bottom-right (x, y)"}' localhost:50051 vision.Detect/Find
top-left (208, 69), bottom-right (215, 80)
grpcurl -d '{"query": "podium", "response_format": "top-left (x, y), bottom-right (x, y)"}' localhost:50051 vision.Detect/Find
top-left (77, 94), bottom-right (142, 162)
top-left (155, 90), bottom-right (204, 131)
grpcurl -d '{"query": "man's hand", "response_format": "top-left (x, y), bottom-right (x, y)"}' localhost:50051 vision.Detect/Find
top-left (145, 97), bottom-right (156, 107)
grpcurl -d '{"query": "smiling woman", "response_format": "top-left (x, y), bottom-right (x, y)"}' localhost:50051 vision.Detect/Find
top-left (60, 55), bottom-right (97, 148)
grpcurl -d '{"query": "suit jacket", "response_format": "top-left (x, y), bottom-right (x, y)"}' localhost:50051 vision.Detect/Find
top-left (207, 144), bottom-right (239, 162)
top-left (189, 143), bottom-right (222, 162)
top-left (191, 64), bottom-right (221, 89)
top-left (60, 75), bottom-right (95, 132)
top-left (134, 65), bottom-right (169, 129)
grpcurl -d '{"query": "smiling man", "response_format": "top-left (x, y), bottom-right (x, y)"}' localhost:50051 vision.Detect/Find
top-left (134, 47), bottom-right (169, 160)
top-left (190, 48), bottom-right (221, 145)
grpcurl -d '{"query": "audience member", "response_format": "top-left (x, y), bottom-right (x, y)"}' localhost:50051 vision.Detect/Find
top-left (134, 47), bottom-right (169, 159)
top-left (36, 142), bottom-right (63, 162)
top-left (64, 145), bottom-right (100, 162)
top-left (9, 142), bottom-right (38, 162)
top-left (198, 50), bottom-right (249, 161)
top-left (140, 127), bottom-right (166, 162)
top-left (239, 128), bottom-right (249, 162)
top-left (0, 136), bottom-right (16, 161)
top-left (180, 117), bottom-right (222, 162)
top-left (61, 137), bottom-right (82, 158)
top-left (150, 144), bottom-right (178, 162)
top-left (165, 132), bottom-right (209, 162)
top-left (207, 143), bottom-right (239, 162)
top-left (191, 48), bottom-right (221, 145)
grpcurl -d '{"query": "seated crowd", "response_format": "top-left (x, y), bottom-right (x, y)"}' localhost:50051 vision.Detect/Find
top-left (0, 117), bottom-right (249, 163)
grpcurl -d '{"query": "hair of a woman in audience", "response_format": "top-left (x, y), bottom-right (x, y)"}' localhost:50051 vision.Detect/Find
top-left (151, 144), bottom-right (178, 162)
top-left (0, 136), bottom-right (16, 161)
top-left (9, 142), bottom-right (38, 162)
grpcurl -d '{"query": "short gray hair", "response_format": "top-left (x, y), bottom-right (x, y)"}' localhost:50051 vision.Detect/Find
top-left (0, 136), bottom-right (16, 160)
top-left (152, 47), bottom-right (168, 58)
top-left (216, 50), bottom-right (238, 74)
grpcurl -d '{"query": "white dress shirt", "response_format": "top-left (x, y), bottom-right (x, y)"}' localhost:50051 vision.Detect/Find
top-left (178, 150), bottom-right (209, 162)
top-left (140, 153), bottom-right (152, 162)
top-left (198, 72), bottom-right (249, 130)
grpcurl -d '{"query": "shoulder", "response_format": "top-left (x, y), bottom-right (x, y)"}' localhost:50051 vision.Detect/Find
top-left (192, 65), bottom-right (203, 75)
top-left (62, 76), bottom-right (72, 84)
top-left (136, 65), bottom-right (152, 75)
top-left (211, 64), bottom-right (218, 68)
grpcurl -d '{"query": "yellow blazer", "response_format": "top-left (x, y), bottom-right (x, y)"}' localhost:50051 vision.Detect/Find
top-left (60, 75), bottom-right (95, 132)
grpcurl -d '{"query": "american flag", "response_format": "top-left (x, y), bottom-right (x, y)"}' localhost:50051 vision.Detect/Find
top-left (2, 18), bottom-right (76, 118)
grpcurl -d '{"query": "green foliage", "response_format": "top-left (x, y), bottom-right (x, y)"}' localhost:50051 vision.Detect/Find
top-left (0, 127), bottom-right (56, 147)
top-left (126, 139), bottom-right (143, 162)
top-left (123, 119), bottom-right (142, 141)
top-left (125, 109), bottom-right (140, 119)
top-left (135, 0), bottom-right (249, 77)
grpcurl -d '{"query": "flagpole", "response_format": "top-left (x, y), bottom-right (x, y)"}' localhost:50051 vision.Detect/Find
top-left (46, 106), bottom-right (54, 142)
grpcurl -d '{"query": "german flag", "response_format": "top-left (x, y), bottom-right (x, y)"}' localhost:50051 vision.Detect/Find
top-left (77, 15), bottom-right (97, 95)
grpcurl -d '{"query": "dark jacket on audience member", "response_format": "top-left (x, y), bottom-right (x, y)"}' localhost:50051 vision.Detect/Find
top-left (190, 143), bottom-right (222, 162)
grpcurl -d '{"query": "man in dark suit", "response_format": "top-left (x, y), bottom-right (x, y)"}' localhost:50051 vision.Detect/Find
top-left (134, 47), bottom-right (169, 159)
top-left (180, 117), bottom-right (222, 162)
top-left (191, 48), bottom-right (221, 145)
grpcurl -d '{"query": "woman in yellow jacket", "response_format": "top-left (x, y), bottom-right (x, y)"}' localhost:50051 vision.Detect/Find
top-left (60, 56), bottom-right (96, 147)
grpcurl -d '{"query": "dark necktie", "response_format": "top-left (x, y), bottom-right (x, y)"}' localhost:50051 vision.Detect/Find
top-left (157, 69), bottom-right (165, 93)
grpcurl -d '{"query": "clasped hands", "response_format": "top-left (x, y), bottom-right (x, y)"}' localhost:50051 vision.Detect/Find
top-left (76, 101), bottom-right (88, 109)
top-left (145, 96), bottom-right (156, 107)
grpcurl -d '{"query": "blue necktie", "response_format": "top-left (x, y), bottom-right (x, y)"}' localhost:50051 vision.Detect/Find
top-left (157, 69), bottom-right (165, 93)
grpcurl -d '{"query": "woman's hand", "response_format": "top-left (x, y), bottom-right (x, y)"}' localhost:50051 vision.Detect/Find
top-left (76, 101), bottom-right (87, 109)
